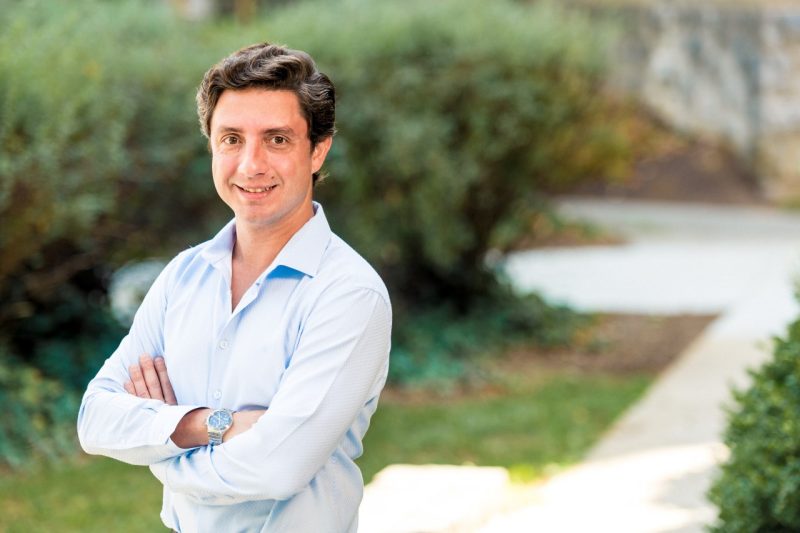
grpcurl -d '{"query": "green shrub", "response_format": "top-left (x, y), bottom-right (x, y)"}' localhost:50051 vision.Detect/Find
top-left (261, 0), bottom-right (630, 382)
top-left (0, 0), bottom-right (230, 466)
top-left (708, 317), bottom-right (800, 531)
top-left (0, 348), bottom-right (80, 468)
top-left (390, 288), bottom-right (582, 384)
top-left (0, 1), bottom-right (226, 278)
top-left (0, 0), bottom-right (228, 385)
top-left (2, 0), bottom-right (630, 392)
top-left (265, 0), bottom-right (631, 311)
top-left (0, 0), bottom-right (632, 467)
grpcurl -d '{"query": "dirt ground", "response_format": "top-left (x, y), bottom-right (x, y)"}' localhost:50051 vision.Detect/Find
top-left (503, 128), bottom-right (741, 388)
top-left (517, 119), bottom-right (769, 251)
top-left (382, 313), bottom-right (717, 402)
top-left (522, 132), bottom-right (748, 378)
top-left (514, 130), bottom-right (746, 383)
top-left (500, 313), bottom-right (717, 376)
top-left (390, 124), bottom-right (746, 398)
top-left (570, 120), bottom-right (767, 206)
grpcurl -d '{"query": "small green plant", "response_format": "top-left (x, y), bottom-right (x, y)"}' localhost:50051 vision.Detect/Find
top-left (389, 288), bottom-right (582, 384)
top-left (708, 317), bottom-right (800, 531)
top-left (0, 349), bottom-right (80, 468)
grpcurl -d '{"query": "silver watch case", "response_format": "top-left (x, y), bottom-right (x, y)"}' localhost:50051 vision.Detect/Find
top-left (206, 408), bottom-right (233, 446)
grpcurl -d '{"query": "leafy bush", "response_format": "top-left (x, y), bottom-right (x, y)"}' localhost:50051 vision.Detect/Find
top-left (0, 0), bottom-right (632, 466)
top-left (1, 0), bottom-right (630, 391)
top-left (390, 289), bottom-right (582, 384)
top-left (708, 317), bottom-right (800, 531)
top-left (265, 0), bottom-right (631, 312)
top-left (261, 0), bottom-right (630, 382)
top-left (0, 348), bottom-right (80, 468)
top-left (0, 0), bottom-right (229, 467)
top-left (0, 1), bottom-right (228, 383)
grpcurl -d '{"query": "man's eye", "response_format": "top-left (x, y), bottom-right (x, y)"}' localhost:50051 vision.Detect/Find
top-left (222, 136), bottom-right (240, 145)
top-left (272, 136), bottom-right (288, 145)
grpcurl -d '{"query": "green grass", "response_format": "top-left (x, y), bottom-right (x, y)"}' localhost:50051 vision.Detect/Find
top-left (0, 372), bottom-right (649, 531)
top-left (0, 456), bottom-right (164, 532)
top-left (358, 373), bottom-right (651, 482)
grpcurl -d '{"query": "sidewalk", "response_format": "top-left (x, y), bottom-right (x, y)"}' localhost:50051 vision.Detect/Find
top-left (361, 198), bottom-right (800, 533)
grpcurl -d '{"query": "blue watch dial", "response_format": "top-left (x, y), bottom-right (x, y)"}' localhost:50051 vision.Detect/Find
top-left (209, 410), bottom-right (232, 430)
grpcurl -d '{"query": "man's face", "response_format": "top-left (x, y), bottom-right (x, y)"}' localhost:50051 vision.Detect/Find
top-left (209, 88), bottom-right (331, 235)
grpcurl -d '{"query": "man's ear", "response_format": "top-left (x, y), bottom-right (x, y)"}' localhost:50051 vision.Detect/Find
top-left (311, 137), bottom-right (333, 174)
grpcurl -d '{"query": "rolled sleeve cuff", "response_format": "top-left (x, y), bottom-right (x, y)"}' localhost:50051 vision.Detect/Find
top-left (151, 404), bottom-right (203, 448)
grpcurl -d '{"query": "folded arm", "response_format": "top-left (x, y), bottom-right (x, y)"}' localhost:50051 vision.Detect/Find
top-left (118, 356), bottom-right (266, 448)
top-left (77, 259), bottom-right (202, 465)
top-left (149, 286), bottom-right (391, 504)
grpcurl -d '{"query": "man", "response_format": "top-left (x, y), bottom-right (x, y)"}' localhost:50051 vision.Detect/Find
top-left (77, 43), bottom-right (392, 533)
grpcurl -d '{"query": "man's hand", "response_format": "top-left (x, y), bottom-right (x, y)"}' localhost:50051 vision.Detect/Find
top-left (123, 353), bottom-right (266, 448)
top-left (124, 354), bottom-right (177, 405)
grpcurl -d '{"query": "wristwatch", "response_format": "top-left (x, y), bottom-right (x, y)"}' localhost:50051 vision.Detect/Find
top-left (206, 408), bottom-right (234, 446)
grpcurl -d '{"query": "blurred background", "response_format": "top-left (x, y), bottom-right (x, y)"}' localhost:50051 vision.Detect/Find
top-left (3, 0), bottom-right (800, 531)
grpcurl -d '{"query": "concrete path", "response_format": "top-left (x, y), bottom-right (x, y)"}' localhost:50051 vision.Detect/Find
top-left (361, 198), bottom-right (800, 533)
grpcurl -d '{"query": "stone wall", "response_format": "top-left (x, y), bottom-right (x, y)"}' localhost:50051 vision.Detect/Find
top-left (592, 1), bottom-right (800, 200)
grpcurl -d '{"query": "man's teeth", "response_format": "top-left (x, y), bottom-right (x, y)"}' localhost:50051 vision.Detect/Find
top-left (240, 185), bottom-right (276, 193)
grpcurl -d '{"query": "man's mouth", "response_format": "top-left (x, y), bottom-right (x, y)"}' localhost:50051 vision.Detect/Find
top-left (236, 184), bottom-right (277, 193)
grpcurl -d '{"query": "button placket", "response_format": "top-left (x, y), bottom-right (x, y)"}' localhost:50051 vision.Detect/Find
top-left (211, 323), bottom-right (234, 406)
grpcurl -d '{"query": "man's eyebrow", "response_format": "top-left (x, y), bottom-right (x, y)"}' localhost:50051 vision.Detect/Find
top-left (261, 127), bottom-right (297, 137)
top-left (215, 126), bottom-right (243, 134)
top-left (214, 126), bottom-right (298, 136)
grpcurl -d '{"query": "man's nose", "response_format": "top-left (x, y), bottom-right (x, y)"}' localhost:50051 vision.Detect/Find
top-left (238, 142), bottom-right (269, 177)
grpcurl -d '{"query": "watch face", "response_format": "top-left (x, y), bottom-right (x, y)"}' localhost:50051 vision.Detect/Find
top-left (209, 409), bottom-right (233, 430)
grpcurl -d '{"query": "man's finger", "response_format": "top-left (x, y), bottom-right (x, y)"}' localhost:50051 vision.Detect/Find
top-left (153, 356), bottom-right (177, 405)
top-left (128, 363), bottom-right (151, 399)
top-left (123, 381), bottom-right (135, 395)
top-left (139, 354), bottom-right (165, 402)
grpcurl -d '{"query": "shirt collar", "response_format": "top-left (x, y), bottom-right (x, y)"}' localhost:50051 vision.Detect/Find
top-left (199, 202), bottom-right (332, 278)
top-left (271, 202), bottom-right (332, 277)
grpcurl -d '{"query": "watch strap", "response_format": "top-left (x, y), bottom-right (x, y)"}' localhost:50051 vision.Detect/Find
top-left (208, 430), bottom-right (224, 446)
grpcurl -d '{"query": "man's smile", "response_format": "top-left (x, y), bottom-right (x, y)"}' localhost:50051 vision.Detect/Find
top-left (235, 184), bottom-right (278, 194)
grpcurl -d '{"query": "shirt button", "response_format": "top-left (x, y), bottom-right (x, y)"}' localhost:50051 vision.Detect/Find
top-left (213, 390), bottom-right (222, 400)
top-left (219, 340), bottom-right (229, 350)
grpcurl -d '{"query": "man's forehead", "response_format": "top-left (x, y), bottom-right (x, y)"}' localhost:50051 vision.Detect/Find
top-left (210, 88), bottom-right (306, 133)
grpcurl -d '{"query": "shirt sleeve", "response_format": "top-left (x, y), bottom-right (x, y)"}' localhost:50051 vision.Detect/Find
top-left (77, 258), bottom-right (202, 466)
top-left (148, 284), bottom-right (392, 504)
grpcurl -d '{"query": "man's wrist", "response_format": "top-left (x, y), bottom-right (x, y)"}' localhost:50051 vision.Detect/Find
top-left (171, 407), bottom-right (212, 449)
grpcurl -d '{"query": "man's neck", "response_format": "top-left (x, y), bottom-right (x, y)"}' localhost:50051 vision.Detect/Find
top-left (229, 207), bottom-right (314, 310)
top-left (234, 223), bottom-right (300, 272)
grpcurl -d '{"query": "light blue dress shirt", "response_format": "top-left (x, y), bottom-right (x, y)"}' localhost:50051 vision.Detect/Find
top-left (77, 203), bottom-right (392, 532)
